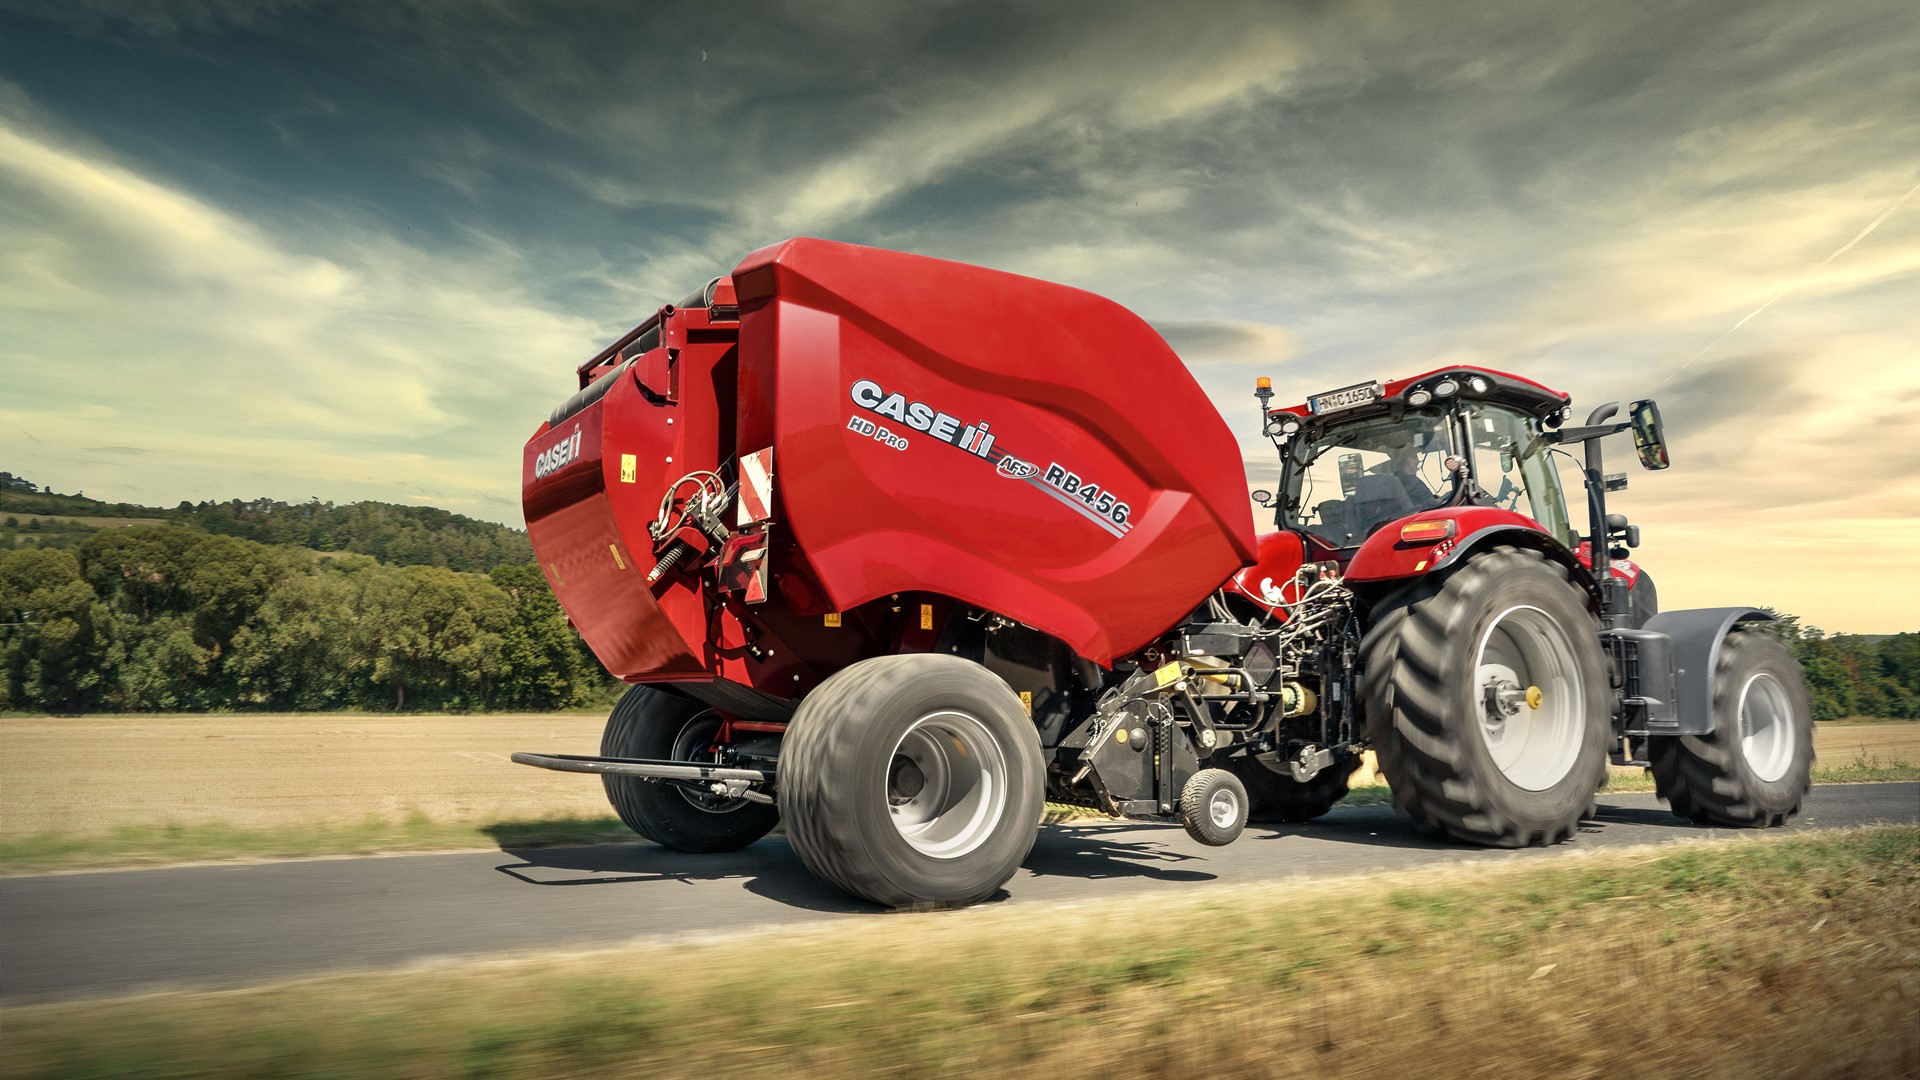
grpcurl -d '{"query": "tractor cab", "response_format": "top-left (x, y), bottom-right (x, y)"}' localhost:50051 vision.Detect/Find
top-left (1256, 367), bottom-right (1576, 555)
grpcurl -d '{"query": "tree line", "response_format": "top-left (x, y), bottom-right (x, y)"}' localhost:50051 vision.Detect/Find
top-left (1765, 611), bottom-right (1920, 720)
top-left (0, 474), bottom-right (532, 572)
top-left (0, 525), bottom-right (616, 713)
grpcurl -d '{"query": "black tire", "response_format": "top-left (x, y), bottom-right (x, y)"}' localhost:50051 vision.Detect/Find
top-left (1181, 768), bottom-right (1249, 846)
top-left (1361, 545), bottom-right (1609, 847)
top-left (778, 654), bottom-right (1045, 909)
top-left (1649, 630), bottom-right (1813, 827)
top-left (1224, 755), bottom-right (1363, 823)
top-left (601, 685), bottom-right (780, 853)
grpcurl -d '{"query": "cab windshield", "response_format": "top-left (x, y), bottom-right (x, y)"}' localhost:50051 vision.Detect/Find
top-left (1276, 403), bottom-right (1572, 549)
top-left (1279, 409), bottom-right (1456, 547)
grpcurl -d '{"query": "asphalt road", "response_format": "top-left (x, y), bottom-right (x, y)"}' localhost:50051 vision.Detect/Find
top-left (3, 782), bottom-right (1915, 1002)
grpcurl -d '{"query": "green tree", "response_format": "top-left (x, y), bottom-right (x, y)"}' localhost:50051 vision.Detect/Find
top-left (0, 549), bottom-right (115, 711)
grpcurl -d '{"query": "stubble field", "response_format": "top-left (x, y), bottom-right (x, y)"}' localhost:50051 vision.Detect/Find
top-left (2, 714), bottom-right (1914, 842)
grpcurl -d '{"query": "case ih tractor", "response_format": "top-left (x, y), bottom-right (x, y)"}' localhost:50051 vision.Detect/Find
top-left (514, 238), bottom-right (1814, 908)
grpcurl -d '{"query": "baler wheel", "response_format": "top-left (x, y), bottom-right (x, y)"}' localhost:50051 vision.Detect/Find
top-left (1226, 755), bottom-right (1363, 824)
top-left (1360, 545), bottom-right (1609, 847)
top-left (778, 654), bottom-right (1044, 909)
top-left (1649, 630), bottom-right (1813, 827)
top-left (600, 685), bottom-right (780, 853)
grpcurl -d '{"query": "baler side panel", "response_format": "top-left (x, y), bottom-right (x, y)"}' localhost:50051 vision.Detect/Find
top-left (521, 392), bottom-right (707, 679)
top-left (734, 239), bottom-right (1257, 666)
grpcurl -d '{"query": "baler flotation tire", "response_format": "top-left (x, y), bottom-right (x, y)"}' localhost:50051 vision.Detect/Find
top-left (600, 685), bottom-right (779, 854)
top-left (777, 654), bottom-right (1044, 910)
top-left (1649, 630), bottom-right (1813, 827)
top-left (1360, 545), bottom-right (1609, 848)
top-left (1225, 755), bottom-right (1362, 824)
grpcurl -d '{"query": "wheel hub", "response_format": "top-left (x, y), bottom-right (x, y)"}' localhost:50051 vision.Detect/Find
top-left (885, 710), bottom-right (1010, 860)
top-left (888, 756), bottom-right (927, 802)
top-left (1472, 605), bottom-right (1584, 792)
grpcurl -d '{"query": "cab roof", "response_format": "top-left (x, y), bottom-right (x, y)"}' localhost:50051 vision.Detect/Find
top-left (1268, 365), bottom-right (1571, 428)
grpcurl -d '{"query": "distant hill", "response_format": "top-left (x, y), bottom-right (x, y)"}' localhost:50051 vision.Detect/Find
top-left (0, 472), bottom-right (531, 571)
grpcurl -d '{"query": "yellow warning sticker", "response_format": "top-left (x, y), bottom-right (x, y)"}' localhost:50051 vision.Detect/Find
top-left (823, 612), bottom-right (842, 627)
top-left (620, 453), bottom-right (636, 484)
top-left (1153, 662), bottom-right (1184, 688)
top-left (1019, 691), bottom-right (1033, 716)
top-left (920, 603), bottom-right (933, 630)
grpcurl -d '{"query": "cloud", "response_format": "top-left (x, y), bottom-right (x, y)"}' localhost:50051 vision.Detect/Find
top-left (2, 0), bottom-right (1918, 630)
top-left (0, 107), bottom-right (602, 520)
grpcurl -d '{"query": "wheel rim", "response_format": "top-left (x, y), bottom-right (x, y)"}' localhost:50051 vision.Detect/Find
top-left (886, 710), bottom-right (1009, 859)
top-left (671, 712), bottom-right (746, 814)
top-left (1474, 604), bottom-right (1585, 792)
top-left (1738, 672), bottom-right (1795, 783)
top-left (1208, 786), bottom-right (1240, 829)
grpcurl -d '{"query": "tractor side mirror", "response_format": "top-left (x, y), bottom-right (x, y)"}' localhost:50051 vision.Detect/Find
top-left (1629, 399), bottom-right (1670, 471)
top-left (1250, 488), bottom-right (1274, 507)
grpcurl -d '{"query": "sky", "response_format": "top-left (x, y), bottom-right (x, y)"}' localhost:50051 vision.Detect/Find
top-left (0, 0), bottom-right (1916, 633)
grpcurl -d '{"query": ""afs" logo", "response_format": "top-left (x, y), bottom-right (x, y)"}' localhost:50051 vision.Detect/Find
top-left (996, 456), bottom-right (1038, 479)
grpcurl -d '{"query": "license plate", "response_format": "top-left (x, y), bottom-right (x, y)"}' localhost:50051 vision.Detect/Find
top-left (1308, 381), bottom-right (1383, 414)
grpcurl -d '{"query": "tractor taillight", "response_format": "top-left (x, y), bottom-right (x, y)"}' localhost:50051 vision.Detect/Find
top-left (1399, 520), bottom-right (1456, 544)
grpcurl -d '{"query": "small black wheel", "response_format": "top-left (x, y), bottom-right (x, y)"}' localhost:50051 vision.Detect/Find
top-left (1650, 630), bottom-right (1813, 827)
top-left (1224, 754), bottom-right (1363, 823)
top-left (1361, 545), bottom-right (1610, 847)
top-left (778, 654), bottom-right (1044, 909)
top-left (1180, 768), bottom-right (1250, 847)
top-left (601, 685), bottom-right (779, 853)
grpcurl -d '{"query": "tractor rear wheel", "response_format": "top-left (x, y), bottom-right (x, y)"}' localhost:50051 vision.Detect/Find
top-left (1225, 755), bottom-right (1363, 823)
top-left (1361, 546), bottom-right (1609, 847)
top-left (1649, 630), bottom-right (1813, 827)
top-left (778, 654), bottom-right (1044, 909)
top-left (601, 685), bottom-right (780, 853)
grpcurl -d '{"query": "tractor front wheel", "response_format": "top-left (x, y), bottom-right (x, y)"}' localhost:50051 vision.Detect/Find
top-left (778, 654), bottom-right (1044, 909)
top-left (1361, 546), bottom-right (1609, 847)
top-left (601, 685), bottom-right (780, 853)
top-left (1649, 630), bottom-right (1813, 827)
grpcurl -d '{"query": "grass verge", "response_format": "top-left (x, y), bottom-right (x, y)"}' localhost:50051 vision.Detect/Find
top-left (0, 814), bottom-right (638, 876)
top-left (4, 825), bottom-right (1916, 1080)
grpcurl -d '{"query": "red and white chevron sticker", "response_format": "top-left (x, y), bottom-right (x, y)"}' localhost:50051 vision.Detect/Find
top-left (736, 447), bottom-right (774, 526)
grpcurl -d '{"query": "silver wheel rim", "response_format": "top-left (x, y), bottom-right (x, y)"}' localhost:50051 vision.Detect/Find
top-left (1208, 786), bottom-right (1240, 829)
top-left (887, 710), bottom-right (1009, 859)
top-left (1474, 604), bottom-right (1585, 792)
top-left (1738, 672), bottom-right (1794, 782)
top-left (671, 712), bottom-right (745, 814)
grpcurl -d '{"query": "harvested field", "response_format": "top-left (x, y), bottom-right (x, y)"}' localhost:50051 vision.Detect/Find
top-left (1, 715), bottom-right (1913, 841)
top-left (0, 714), bottom-right (608, 839)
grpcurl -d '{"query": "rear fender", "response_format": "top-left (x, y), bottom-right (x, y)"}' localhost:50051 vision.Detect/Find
top-left (1342, 507), bottom-right (1593, 604)
top-left (1641, 608), bottom-right (1772, 735)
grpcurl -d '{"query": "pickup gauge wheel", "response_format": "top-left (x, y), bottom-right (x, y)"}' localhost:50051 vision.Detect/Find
top-left (1649, 630), bottom-right (1813, 826)
top-left (1361, 545), bottom-right (1609, 847)
top-left (1180, 768), bottom-right (1250, 846)
top-left (778, 654), bottom-right (1044, 909)
top-left (600, 685), bottom-right (779, 853)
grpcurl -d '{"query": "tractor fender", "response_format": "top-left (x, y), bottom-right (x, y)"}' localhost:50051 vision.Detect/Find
top-left (1640, 607), bottom-right (1772, 735)
top-left (1344, 509), bottom-right (1595, 605)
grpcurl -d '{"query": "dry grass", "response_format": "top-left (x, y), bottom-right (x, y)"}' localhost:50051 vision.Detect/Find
top-left (0, 713), bottom-right (611, 839)
top-left (2, 826), bottom-right (1914, 1080)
